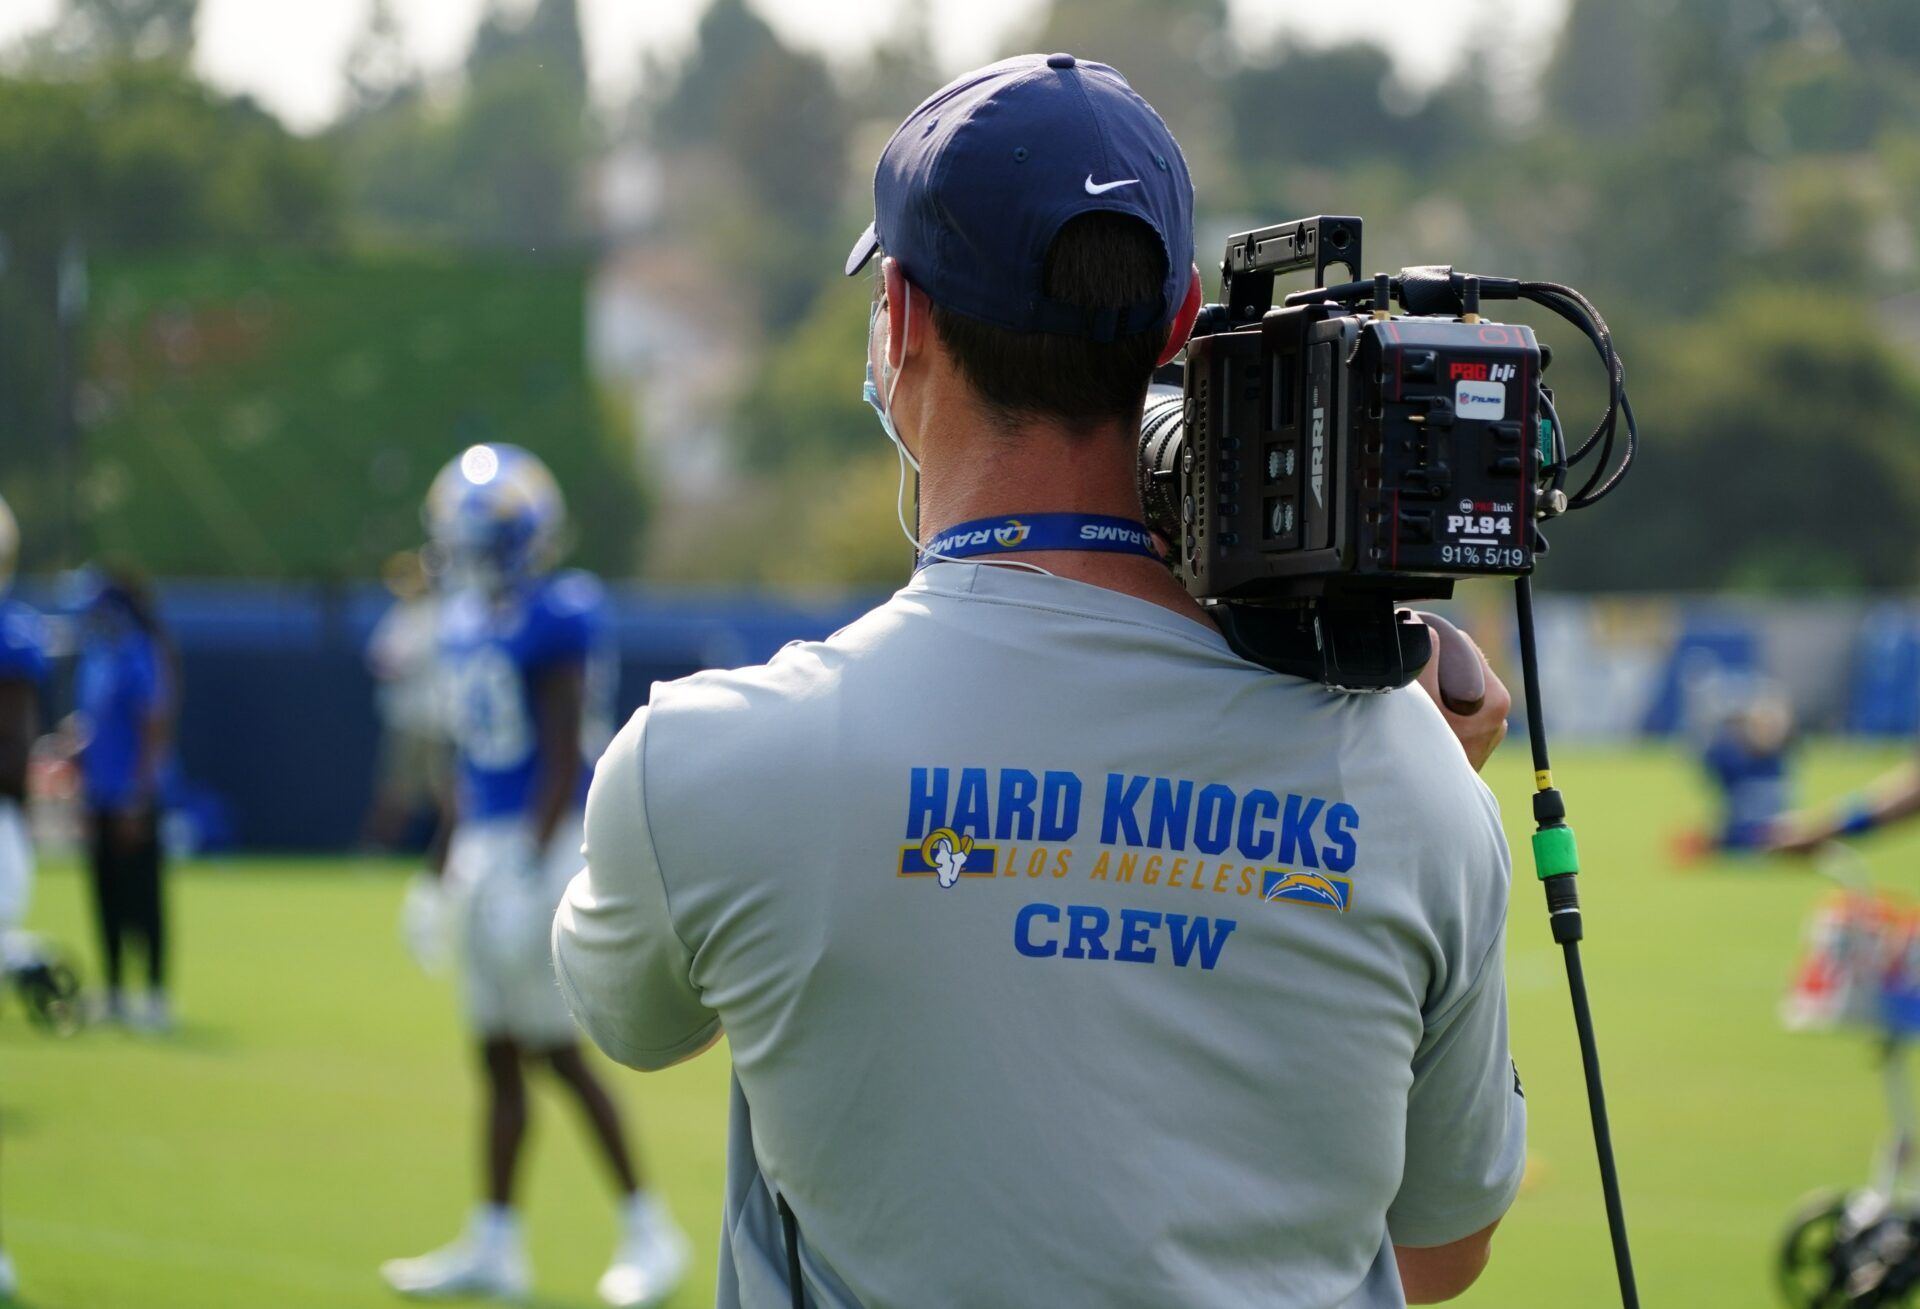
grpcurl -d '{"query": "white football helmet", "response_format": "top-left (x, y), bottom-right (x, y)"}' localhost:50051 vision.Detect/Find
top-left (423, 444), bottom-right (566, 592)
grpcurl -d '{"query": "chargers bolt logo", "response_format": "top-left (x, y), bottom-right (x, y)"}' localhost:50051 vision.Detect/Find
top-left (1263, 868), bottom-right (1353, 913)
top-left (993, 519), bottom-right (1030, 549)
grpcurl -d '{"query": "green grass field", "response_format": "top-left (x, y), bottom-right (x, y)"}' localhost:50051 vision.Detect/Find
top-left (8, 743), bottom-right (1920, 1308)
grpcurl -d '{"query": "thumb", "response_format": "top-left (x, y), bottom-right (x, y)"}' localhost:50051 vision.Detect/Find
top-left (1407, 610), bottom-right (1487, 716)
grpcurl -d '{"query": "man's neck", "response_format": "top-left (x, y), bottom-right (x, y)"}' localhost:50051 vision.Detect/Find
top-left (912, 404), bottom-right (1215, 632)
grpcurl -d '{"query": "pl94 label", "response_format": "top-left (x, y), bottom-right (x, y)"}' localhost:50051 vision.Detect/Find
top-left (1445, 513), bottom-right (1512, 537)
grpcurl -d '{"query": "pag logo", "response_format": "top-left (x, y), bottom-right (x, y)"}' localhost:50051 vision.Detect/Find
top-left (898, 826), bottom-right (998, 888)
top-left (1263, 868), bottom-right (1353, 912)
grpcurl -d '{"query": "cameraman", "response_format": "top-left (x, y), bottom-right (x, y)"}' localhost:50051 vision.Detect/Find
top-left (556, 54), bottom-right (1523, 1308)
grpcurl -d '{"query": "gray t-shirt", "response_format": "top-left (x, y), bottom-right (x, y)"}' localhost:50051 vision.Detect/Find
top-left (554, 562), bottom-right (1525, 1308)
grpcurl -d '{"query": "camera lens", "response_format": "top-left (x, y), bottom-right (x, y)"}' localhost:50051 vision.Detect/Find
top-left (1137, 391), bottom-right (1187, 543)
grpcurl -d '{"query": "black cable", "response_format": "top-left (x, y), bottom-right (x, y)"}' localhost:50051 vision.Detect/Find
top-left (1516, 283), bottom-right (1637, 508)
top-left (1515, 576), bottom-right (1641, 1309)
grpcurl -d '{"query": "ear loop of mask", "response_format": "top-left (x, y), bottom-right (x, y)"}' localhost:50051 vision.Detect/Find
top-left (869, 280), bottom-right (1049, 577)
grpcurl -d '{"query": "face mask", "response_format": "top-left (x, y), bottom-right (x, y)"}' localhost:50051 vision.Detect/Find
top-left (865, 281), bottom-right (930, 560)
top-left (861, 280), bottom-right (1050, 578)
top-left (863, 283), bottom-right (917, 472)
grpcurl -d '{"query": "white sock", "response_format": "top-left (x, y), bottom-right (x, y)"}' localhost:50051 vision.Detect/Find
top-left (473, 1203), bottom-right (519, 1250)
top-left (620, 1191), bottom-right (658, 1234)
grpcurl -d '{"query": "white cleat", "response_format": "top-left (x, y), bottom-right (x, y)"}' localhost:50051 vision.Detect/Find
top-left (597, 1205), bottom-right (689, 1307)
top-left (380, 1232), bottom-right (528, 1301)
top-left (0, 1248), bottom-right (17, 1299)
top-left (134, 992), bottom-right (174, 1035)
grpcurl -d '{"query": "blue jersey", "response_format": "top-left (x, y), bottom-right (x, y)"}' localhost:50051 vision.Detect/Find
top-left (0, 596), bottom-right (48, 687)
top-left (76, 627), bottom-right (165, 811)
top-left (441, 569), bottom-right (613, 822)
top-left (1703, 731), bottom-right (1791, 851)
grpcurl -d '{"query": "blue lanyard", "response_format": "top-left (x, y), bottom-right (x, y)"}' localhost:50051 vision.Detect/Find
top-left (918, 512), bottom-right (1161, 568)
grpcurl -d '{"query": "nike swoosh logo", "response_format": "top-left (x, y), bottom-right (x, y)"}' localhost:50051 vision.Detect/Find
top-left (1084, 175), bottom-right (1140, 195)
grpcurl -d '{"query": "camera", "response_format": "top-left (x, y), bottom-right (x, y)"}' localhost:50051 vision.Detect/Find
top-left (1140, 215), bottom-right (1630, 690)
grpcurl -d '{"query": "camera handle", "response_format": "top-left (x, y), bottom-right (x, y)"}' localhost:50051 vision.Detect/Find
top-left (1514, 574), bottom-right (1641, 1307)
top-left (1212, 598), bottom-right (1432, 692)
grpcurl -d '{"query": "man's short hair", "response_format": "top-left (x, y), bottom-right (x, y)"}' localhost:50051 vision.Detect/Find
top-left (930, 212), bottom-right (1168, 434)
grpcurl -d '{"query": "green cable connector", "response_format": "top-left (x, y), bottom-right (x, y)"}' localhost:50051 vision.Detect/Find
top-left (1532, 825), bottom-right (1580, 880)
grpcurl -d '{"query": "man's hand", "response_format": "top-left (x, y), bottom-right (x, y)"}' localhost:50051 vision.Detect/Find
top-left (400, 873), bottom-right (452, 974)
top-left (1409, 611), bottom-right (1510, 773)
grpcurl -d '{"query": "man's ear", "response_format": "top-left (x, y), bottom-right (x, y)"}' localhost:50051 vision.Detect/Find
top-left (1156, 263), bottom-right (1204, 367)
top-left (881, 257), bottom-right (926, 369)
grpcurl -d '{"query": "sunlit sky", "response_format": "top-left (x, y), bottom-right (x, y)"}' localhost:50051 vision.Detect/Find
top-left (0, 0), bottom-right (1568, 131)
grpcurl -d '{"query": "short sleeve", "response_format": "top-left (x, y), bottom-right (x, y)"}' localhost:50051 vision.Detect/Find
top-left (552, 708), bottom-right (720, 1071)
top-left (0, 604), bottom-right (48, 685)
top-left (525, 572), bottom-right (602, 672)
top-left (1386, 923), bottom-right (1528, 1247)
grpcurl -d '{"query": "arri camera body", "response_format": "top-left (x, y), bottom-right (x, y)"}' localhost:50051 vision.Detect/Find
top-left (1141, 215), bottom-right (1615, 690)
top-left (1134, 215), bottom-right (1645, 1305)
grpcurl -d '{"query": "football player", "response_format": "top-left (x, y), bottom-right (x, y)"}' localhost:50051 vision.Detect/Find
top-left (0, 491), bottom-right (48, 1299)
top-left (381, 446), bottom-right (686, 1306)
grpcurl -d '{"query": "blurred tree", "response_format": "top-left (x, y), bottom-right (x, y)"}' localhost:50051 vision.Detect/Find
top-left (341, 0), bottom-right (419, 122)
top-left (25, 0), bottom-right (197, 66)
top-left (1545, 289), bottom-right (1920, 592)
top-left (1820, 0), bottom-right (1920, 71)
top-left (1228, 40), bottom-right (1395, 165)
top-left (447, 51), bottom-right (589, 250)
top-left (649, 0), bottom-right (846, 236)
top-left (735, 277), bottom-right (872, 471)
top-left (79, 252), bottom-right (644, 578)
top-left (762, 448), bottom-right (917, 587)
top-left (336, 0), bottom-right (591, 252)
top-left (467, 0), bottom-right (587, 104)
top-left (853, 0), bottom-right (938, 122)
top-left (1542, 0), bottom-right (1653, 137)
top-left (1019, 0), bottom-right (1229, 189)
top-left (650, 0), bottom-right (783, 148)
top-left (637, 0), bottom-right (848, 328)
top-left (0, 61), bottom-right (338, 571)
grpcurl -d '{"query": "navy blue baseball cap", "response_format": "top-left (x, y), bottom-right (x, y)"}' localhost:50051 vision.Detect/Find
top-left (845, 53), bottom-right (1194, 343)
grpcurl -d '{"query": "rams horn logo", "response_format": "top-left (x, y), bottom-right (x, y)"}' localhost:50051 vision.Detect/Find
top-left (993, 519), bottom-right (1031, 549)
top-left (897, 828), bottom-right (997, 884)
top-left (922, 827), bottom-right (974, 888)
top-left (1263, 869), bottom-right (1353, 913)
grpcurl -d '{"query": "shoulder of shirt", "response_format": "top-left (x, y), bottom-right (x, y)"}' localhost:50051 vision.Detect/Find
top-left (636, 606), bottom-right (893, 795)
top-left (0, 597), bottom-right (46, 642)
top-left (1363, 682), bottom-right (1506, 835)
top-left (534, 568), bottom-right (605, 616)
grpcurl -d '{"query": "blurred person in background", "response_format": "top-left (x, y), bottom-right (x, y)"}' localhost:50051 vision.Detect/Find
top-left (382, 445), bottom-right (685, 1307)
top-left (1773, 727), bottom-right (1920, 855)
top-left (361, 549), bottom-right (449, 851)
top-left (70, 562), bottom-right (176, 1032)
top-left (0, 491), bottom-right (49, 1299)
top-left (1674, 680), bottom-right (1797, 863)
